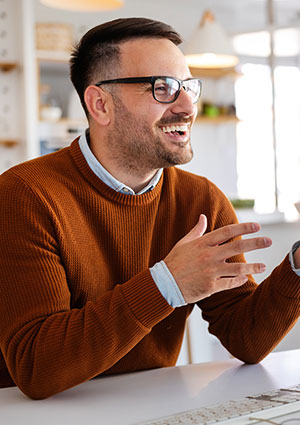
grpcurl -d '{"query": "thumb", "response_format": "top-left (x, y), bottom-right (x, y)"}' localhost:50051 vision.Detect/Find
top-left (176, 214), bottom-right (207, 247)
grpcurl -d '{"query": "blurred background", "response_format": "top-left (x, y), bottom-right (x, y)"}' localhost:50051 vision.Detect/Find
top-left (1, 0), bottom-right (300, 364)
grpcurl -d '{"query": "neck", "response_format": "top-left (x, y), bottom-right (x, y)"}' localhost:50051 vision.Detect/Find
top-left (88, 128), bottom-right (158, 193)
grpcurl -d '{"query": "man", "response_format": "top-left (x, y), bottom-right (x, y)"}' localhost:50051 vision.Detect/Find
top-left (0, 17), bottom-right (300, 400)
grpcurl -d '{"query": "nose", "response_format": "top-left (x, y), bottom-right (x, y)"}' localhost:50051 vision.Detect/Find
top-left (170, 86), bottom-right (197, 118)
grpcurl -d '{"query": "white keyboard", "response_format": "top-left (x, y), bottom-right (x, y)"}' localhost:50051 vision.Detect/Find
top-left (135, 384), bottom-right (300, 425)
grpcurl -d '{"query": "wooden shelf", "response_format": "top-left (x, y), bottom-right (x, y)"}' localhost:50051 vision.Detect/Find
top-left (190, 66), bottom-right (241, 80)
top-left (0, 62), bottom-right (18, 72)
top-left (38, 118), bottom-right (87, 126)
top-left (36, 50), bottom-right (71, 63)
top-left (0, 139), bottom-right (19, 147)
top-left (196, 115), bottom-right (239, 124)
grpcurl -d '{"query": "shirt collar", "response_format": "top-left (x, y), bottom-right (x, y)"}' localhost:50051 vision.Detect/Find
top-left (78, 130), bottom-right (163, 195)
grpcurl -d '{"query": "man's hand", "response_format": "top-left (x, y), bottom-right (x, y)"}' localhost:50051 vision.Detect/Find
top-left (164, 214), bottom-right (272, 303)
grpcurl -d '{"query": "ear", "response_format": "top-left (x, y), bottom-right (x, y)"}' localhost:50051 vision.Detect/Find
top-left (84, 85), bottom-right (112, 126)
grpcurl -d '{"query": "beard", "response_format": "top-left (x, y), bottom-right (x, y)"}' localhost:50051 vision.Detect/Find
top-left (106, 95), bottom-right (194, 174)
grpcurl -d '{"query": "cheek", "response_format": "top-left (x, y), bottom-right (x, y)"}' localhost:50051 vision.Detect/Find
top-left (133, 109), bottom-right (167, 130)
top-left (119, 90), bottom-right (171, 126)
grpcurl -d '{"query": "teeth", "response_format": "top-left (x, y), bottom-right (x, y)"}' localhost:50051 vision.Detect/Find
top-left (162, 124), bottom-right (188, 133)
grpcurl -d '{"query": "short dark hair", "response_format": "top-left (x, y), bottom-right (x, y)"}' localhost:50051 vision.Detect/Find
top-left (69, 17), bottom-right (182, 116)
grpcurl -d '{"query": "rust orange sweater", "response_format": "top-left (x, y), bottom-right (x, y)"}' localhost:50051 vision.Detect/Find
top-left (0, 139), bottom-right (300, 400)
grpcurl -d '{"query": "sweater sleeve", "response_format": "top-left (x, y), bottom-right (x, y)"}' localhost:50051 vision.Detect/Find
top-left (0, 172), bottom-right (173, 399)
top-left (198, 181), bottom-right (300, 363)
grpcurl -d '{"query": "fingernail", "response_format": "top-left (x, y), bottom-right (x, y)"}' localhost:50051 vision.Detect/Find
top-left (264, 237), bottom-right (272, 246)
top-left (252, 223), bottom-right (260, 231)
top-left (259, 264), bottom-right (266, 272)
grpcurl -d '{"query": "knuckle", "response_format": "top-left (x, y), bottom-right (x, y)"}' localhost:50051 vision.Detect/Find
top-left (234, 263), bottom-right (244, 274)
top-left (206, 278), bottom-right (215, 293)
top-left (255, 263), bottom-right (265, 273)
top-left (203, 265), bottom-right (214, 279)
top-left (232, 276), bottom-right (247, 288)
top-left (256, 237), bottom-right (265, 247)
top-left (223, 225), bottom-right (233, 239)
top-left (201, 248), bottom-right (214, 263)
top-left (233, 239), bottom-right (243, 251)
top-left (254, 264), bottom-right (261, 273)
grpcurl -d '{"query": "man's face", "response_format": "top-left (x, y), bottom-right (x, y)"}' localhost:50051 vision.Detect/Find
top-left (106, 38), bottom-right (198, 173)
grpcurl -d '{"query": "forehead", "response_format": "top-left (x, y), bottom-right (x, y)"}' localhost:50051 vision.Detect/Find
top-left (119, 38), bottom-right (191, 79)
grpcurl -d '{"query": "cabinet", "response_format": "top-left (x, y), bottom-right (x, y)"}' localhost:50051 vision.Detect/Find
top-left (36, 51), bottom-right (87, 155)
top-left (0, 0), bottom-right (32, 173)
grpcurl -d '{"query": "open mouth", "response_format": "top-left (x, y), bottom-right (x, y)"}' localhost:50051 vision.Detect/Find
top-left (160, 124), bottom-right (189, 139)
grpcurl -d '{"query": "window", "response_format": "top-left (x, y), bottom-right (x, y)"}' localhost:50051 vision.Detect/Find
top-left (235, 63), bottom-right (300, 220)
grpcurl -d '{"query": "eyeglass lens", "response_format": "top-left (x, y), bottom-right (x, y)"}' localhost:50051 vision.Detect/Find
top-left (153, 78), bottom-right (200, 103)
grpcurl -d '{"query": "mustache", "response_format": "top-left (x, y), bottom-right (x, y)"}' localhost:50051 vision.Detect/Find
top-left (158, 115), bottom-right (193, 126)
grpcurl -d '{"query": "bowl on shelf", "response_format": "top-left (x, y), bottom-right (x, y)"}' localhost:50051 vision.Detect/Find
top-left (40, 105), bottom-right (62, 122)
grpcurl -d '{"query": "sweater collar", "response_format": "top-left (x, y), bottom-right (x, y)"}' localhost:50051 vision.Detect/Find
top-left (78, 130), bottom-right (163, 196)
top-left (70, 138), bottom-right (165, 206)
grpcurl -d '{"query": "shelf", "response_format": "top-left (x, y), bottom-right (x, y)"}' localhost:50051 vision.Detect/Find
top-left (196, 116), bottom-right (239, 124)
top-left (235, 209), bottom-right (285, 225)
top-left (0, 62), bottom-right (18, 72)
top-left (0, 139), bottom-right (19, 147)
top-left (39, 118), bottom-right (87, 126)
top-left (36, 50), bottom-right (71, 63)
top-left (190, 66), bottom-right (241, 80)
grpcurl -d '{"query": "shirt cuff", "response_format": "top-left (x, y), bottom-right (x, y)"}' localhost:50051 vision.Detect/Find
top-left (150, 260), bottom-right (187, 307)
top-left (289, 241), bottom-right (300, 276)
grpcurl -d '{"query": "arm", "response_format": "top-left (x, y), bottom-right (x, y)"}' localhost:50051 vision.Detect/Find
top-left (0, 173), bottom-right (173, 399)
top-left (199, 254), bottom-right (300, 363)
top-left (164, 182), bottom-right (300, 363)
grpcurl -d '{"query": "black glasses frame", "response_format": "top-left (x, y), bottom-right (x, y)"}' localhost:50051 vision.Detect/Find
top-left (94, 76), bottom-right (202, 104)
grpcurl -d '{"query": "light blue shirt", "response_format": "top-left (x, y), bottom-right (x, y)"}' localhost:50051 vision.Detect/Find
top-left (79, 131), bottom-right (186, 307)
top-left (79, 131), bottom-right (300, 308)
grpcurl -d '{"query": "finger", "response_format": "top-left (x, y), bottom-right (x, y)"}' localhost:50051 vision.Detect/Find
top-left (198, 214), bottom-right (207, 236)
top-left (215, 275), bottom-right (249, 293)
top-left (215, 236), bottom-right (272, 261)
top-left (176, 214), bottom-right (207, 247)
top-left (204, 222), bottom-right (261, 247)
top-left (218, 261), bottom-right (266, 276)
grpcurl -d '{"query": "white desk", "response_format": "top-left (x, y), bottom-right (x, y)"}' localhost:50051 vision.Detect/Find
top-left (1, 349), bottom-right (300, 425)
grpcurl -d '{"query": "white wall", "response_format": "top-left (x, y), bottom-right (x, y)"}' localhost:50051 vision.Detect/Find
top-left (180, 121), bottom-right (238, 199)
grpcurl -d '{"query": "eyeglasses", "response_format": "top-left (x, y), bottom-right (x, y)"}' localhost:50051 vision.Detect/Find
top-left (94, 76), bottom-right (202, 104)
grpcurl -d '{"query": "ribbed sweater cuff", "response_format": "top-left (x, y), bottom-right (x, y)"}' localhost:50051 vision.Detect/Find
top-left (120, 269), bottom-right (174, 329)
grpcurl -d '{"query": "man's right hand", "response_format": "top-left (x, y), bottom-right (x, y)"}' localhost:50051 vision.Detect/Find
top-left (164, 214), bottom-right (272, 304)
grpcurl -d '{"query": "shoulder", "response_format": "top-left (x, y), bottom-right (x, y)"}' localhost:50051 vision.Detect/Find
top-left (163, 166), bottom-right (221, 196)
top-left (163, 167), bottom-right (238, 231)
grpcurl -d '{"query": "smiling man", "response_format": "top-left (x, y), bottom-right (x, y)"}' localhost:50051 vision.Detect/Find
top-left (80, 36), bottom-right (198, 190)
top-left (0, 18), bottom-right (300, 400)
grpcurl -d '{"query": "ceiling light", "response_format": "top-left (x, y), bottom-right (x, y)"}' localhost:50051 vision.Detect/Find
top-left (40, 0), bottom-right (124, 11)
top-left (185, 10), bottom-right (239, 69)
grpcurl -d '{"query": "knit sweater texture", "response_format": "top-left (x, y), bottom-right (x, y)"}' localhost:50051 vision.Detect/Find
top-left (0, 139), bottom-right (300, 400)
